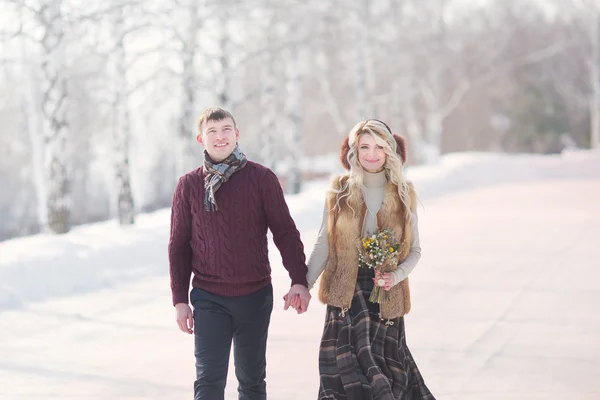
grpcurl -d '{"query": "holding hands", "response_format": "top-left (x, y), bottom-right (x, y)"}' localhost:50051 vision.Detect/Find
top-left (283, 284), bottom-right (311, 314)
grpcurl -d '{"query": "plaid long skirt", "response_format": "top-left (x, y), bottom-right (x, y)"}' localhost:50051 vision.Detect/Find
top-left (318, 268), bottom-right (435, 400)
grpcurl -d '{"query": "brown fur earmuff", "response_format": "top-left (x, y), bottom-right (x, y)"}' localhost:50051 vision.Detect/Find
top-left (340, 133), bottom-right (407, 170)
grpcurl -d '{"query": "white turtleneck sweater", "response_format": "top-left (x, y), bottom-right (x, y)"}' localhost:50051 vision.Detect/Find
top-left (306, 170), bottom-right (422, 290)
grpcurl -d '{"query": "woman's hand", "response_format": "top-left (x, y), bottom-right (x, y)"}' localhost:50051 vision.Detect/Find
top-left (283, 285), bottom-right (310, 314)
top-left (373, 271), bottom-right (395, 291)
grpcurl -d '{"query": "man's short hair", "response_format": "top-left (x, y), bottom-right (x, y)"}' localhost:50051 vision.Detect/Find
top-left (197, 107), bottom-right (236, 135)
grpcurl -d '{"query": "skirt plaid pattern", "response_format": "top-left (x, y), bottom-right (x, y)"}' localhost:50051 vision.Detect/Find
top-left (318, 268), bottom-right (435, 400)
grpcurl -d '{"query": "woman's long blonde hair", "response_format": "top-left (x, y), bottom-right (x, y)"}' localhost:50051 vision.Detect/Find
top-left (332, 119), bottom-right (413, 219)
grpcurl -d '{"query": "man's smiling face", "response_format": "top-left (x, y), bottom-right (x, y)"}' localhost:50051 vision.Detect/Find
top-left (197, 117), bottom-right (239, 162)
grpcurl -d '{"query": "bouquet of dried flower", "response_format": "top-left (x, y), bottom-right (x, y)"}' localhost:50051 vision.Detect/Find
top-left (358, 229), bottom-right (401, 304)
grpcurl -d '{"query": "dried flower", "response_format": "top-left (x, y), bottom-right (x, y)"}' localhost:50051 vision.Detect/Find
top-left (357, 229), bottom-right (401, 303)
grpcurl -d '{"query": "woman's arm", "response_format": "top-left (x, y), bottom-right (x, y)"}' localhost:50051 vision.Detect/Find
top-left (306, 201), bottom-right (330, 290)
top-left (390, 210), bottom-right (422, 286)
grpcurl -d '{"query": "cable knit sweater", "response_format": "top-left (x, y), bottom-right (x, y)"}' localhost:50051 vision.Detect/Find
top-left (168, 161), bottom-right (308, 306)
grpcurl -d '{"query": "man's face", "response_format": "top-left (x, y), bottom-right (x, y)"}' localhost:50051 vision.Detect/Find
top-left (197, 117), bottom-right (239, 162)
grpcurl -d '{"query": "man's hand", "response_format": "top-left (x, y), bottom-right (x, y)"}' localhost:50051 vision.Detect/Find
top-left (283, 284), bottom-right (311, 314)
top-left (175, 303), bottom-right (194, 334)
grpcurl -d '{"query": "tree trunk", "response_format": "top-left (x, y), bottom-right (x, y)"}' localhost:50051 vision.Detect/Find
top-left (40, 0), bottom-right (70, 234)
top-left (215, 9), bottom-right (232, 111)
top-left (403, 94), bottom-right (426, 165)
top-left (24, 44), bottom-right (46, 230)
top-left (259, 5), bottom-right (277, 171)
top-left (353, 0), bottom-right (374, 118)
top-left (283, 34), bottom-right (305, 194)
top-left (420, 75), bottom-right (444, 164)
top-left (590, 6), bottom-right (600, 148)
top-left (111, 5), bottom-right (135, 225)
top-left (425, 113), bottom-right (443, 164)
top-left (259, 53), bottom-right (277, 170)
top-left (177, 2), bottom-right (200, 177)
top-left (316, 49), bottom-right (347, 135)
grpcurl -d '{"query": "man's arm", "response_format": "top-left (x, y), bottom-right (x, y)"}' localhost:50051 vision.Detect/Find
top-left (261, 169), bottom-right (309, 288)
top-left (168, 175), bottom-right (193, 306)
top-left (169, 175), bottom-right (195, 333)
top-left (261, 170), bottom-right (311, 312)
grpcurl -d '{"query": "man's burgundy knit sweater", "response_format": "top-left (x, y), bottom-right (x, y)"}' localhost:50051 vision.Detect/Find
top-left (168, 161), bottom-right (308, 306)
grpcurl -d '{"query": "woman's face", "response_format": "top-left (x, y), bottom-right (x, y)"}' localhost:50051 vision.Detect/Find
top-left (357, 134), bottom-right (386, 173)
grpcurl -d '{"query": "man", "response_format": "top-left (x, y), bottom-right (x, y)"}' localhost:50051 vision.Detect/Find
top-left (168, 107), bottom-right (311, 400)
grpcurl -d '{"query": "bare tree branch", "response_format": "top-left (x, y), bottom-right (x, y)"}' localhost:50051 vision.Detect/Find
top-left (439, 79), bottom-right (471, 119)
top-left (5, 0), bottom-right (40, 15)
top-left (439, 40), bottom-right (577, 119)
top-left (126, 67), bottom-right (178, 96)
top-left (125, 37), bottom-right (180, 70)
top-left (66, 1), bottom-right (146, 23)
top-left (417, 79), bottom-right (437, 111)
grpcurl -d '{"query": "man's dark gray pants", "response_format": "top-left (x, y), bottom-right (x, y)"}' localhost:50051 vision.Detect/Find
top-left (191, 284), bottom-right (273, 400)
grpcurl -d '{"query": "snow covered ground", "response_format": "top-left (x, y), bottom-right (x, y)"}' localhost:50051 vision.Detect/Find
top-left (0, 150), bottom-right (599, 399)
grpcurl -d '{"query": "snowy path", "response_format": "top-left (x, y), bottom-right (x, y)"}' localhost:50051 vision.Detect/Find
top-left (1, 153), bottom-right (599, 399)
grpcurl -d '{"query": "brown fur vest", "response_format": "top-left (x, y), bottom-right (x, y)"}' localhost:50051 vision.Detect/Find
top-left (318, 175), bottom-right (416, 319)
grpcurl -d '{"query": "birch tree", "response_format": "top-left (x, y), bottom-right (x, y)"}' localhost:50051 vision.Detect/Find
top-left (109, 2), bottom-right (135, 225)
top-left (37, 0), bottom-right (71, 234)
top-left (146, 0), bottom-right (205, 178)
top-left (555, 0), bottom-right (600, 149)
top-left (258, 1), bottom-right (277, 170)
top-left (17, 11), bottom-right (47, 232)
top-left (590, 2), bottom-right (600, 148)
top-left (176, 1), bottom-right (201, 177)
top-left (315, 48), bottom-right (348, 136)
top-left (352, 0), bottom-right (375, 119)
top-left (402, 0), bottom-right (575, 163)
top-left (282, 7), bottom-right (308, 194)
top-left (385, 0), bottom-right (423, 162)
top-left (214, 5), bottom-right (234, 112)
top-left (313, 3), bottom-right (350, 136)
top-left (567, 0), bottom-right (600, 148)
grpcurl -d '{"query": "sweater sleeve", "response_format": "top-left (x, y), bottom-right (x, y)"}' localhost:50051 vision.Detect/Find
top-left (391, 210), bottom-right (422, 286)
top-left (168, 175), bottom-right (193, 306)
top-left (262, 170), bottom-right (309, 287)
top-left (306, 200), bottom-right (329, 290)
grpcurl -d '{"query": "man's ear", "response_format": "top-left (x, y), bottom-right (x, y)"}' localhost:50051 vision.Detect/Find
top-left (196, 133), bottom-right (203, 146)
top-left (235, 128), bottom-right (240, 142)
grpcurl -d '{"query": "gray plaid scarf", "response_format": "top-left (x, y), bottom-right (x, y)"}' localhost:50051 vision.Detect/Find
top-left (203, 144), bottom-right (248, 212)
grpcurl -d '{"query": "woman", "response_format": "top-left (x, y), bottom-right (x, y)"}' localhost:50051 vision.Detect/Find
top-left (294, 119), bottom-right (434, 399)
